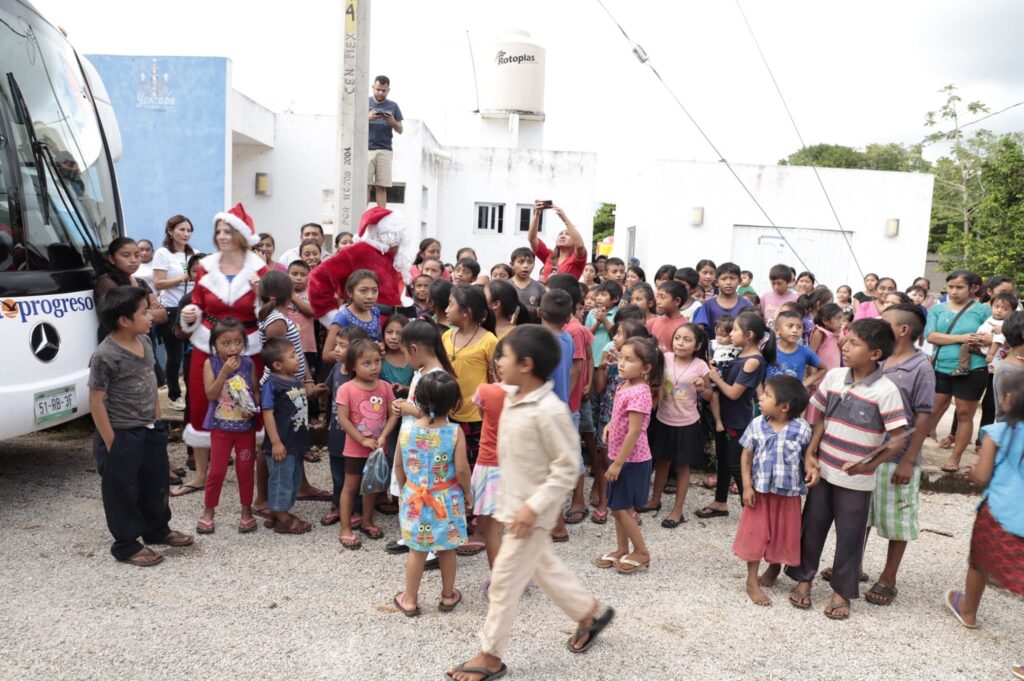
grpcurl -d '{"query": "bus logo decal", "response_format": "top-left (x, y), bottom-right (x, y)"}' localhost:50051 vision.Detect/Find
top-left (0, 295), bottom-right (94, 323)
top-left (30, 323), bottom-right (60, 363)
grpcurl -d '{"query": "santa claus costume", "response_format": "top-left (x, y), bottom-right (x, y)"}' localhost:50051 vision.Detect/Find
top-left (180, 203), bottom-right (269, 449)
top-left (308, 206), bottom-right (411, 326)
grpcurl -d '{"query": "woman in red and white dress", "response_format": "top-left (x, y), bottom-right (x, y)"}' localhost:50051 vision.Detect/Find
top-left (174, 204), bottom-right (268, 496)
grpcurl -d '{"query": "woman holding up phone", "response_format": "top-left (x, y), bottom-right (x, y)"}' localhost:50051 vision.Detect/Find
top-left (527, 200), bottom-right (589, 284)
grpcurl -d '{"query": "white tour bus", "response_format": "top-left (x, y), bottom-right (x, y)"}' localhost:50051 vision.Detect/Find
top-left (0, 0), bottom-right (123, 439)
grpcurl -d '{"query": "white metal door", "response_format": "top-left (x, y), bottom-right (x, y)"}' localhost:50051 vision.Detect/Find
top-left (730, 225), bottom-right (853, 294)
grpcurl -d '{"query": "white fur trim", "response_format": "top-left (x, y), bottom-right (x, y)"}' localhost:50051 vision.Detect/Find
top-left (179, 305), bottom-right (203, 334)
top-left (319, 308), bottom-right (340, 328)
top-left (374, 212), bottom-right (404, 235)
top-left (183, 424), bottom-right (211, 448)
top-left (215, 211), bottom-right (261, 247)
top-left (196, 251), bottom-right (267, 305)
top-left (189, 323), bottom-right (261, 356)
top-left (255, 428), bottom-right (265, 445)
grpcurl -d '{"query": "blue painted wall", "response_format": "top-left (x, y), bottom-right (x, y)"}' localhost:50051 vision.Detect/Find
top-left (86, 55), bottom-right (228, 250)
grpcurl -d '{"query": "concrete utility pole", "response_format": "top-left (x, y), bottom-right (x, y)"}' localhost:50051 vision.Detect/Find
top-left (334, 0), bottom-right (370, 235)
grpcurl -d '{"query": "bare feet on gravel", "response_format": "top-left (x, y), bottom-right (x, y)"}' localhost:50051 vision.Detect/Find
top-left (746, 579), bottom-right (772, 606)
top-left (758, 563), bottom-right (781, 588)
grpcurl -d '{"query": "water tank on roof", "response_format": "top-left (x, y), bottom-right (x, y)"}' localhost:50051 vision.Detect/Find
top-left (485, 29), bottom-right (545, 115)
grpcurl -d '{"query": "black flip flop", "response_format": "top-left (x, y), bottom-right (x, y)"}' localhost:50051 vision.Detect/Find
top-left (438, 588), bottom-right (462, 613)
top-left (694, 507), bottom-right (729, 519)
top-left (393, 592), bottom-right (420, 618)
top-left (865, 582), bottom-right (898, 606)
top-left (661, 517), bottom-right (686, 529)
top-left (563, 508), bottom-right (589, 524)
top-left (567, 607), bottom-right (615, 654)
top-left (445, 663), bottom-right (508, 681)
top-left (637, 503), bottom-right (661, 514)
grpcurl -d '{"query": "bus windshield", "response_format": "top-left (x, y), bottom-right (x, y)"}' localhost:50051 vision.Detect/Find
top-left (0, 1), bottom-right (119, 274)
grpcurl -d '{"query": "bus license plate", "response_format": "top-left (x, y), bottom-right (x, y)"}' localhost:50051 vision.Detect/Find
top-left (34, 385), bottom-right (78, 424)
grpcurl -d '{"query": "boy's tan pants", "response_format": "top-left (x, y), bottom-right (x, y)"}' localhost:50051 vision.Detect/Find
top-left (479, 527), bottom-right (597, 657)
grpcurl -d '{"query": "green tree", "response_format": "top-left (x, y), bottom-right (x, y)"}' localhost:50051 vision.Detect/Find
top-left (592, 202), bottom-right (615, 253)
top-left (779, 143), bottom-right (866, 169)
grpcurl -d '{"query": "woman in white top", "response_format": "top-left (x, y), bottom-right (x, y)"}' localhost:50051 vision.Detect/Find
top-left (135, 239), bottom-right (156, 293)
top-left (152, 215), bottom-right (194, 410)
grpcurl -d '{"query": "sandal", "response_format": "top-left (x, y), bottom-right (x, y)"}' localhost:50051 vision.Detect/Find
top-left (445, 663), bottom-right (508, 681)
top-left (563, 508), bottom-right (588, 524)
top-left (250, 504), bottom-right (271, 519)
top-left (663, 483), bottom-right (677, 495)
top-left (320, 509), bottom-right (340, 526)
top-left (661, 516), bottom-right (686, 529)
top-left (615, 556), bottom-right (651, 574)
top-left (302, 450), bottom-right (322, 463)
top-left (195, 519), bottom-right (215, 535)
top-left (170, 483), bottom-right (204, 497)
top-left (438, 588), bottom-right (462, 613)
top-left (172, 467), bottom-right (187, 478)
top-left (456, 540), bottom-right (486, 556)
top-left (637, 503), bottom-right (661, 514)
top-left (393, 592), bottom-right (420, 617)
top-left (938, 435), bottom-right (956, 449)
top-left (944, 589), bottom-right (978, 629)
top-left (824, 596), bottom-right (850, 620)
top-left (941, 464), bottom-right (960, 473)
top-left (590, 509), bottom-right (609, 525)
top-left (567, 606), bottom-right (615, 654)
top-left (551, 532), bottom-right (570, 543)
top-left (153, 531), bottom-right (194, 547)
top-left (375, 500), bottom-right (399, 516)
top-left (274, 516), bottom-right (311, 535)
top-left (358, 524), bottom-right (384, 540)
top-left (865, 582), bottom-right (897, 606)
top-left (789, 585), bottom-right (812, 610)
top-left (296, 489), bottom-right (332, 502)
top-left (701, 475), bottom-right (717, 489)
top-left (340, 534), bottom-right (362, 550)
top-left (594, 553), bottom-right (621, 569)
top-left (238, 517), bottom-right (258, 534)
top-left (123, 546), bottom-right (163, 567)
top-left (695, 506), bottom-right (729, 519)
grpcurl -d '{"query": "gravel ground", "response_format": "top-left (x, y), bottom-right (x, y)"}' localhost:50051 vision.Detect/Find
top-left (0, 425), bottom-right (1020, 681)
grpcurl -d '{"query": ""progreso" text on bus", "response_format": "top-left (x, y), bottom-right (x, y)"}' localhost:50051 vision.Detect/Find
top-left (0, 295), bottom-right (95, 323)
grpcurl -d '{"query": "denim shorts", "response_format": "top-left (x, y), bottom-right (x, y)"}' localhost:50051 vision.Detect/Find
top-left (266, 453), bottom-right (302, 512)
top-left (577, 397), bottom-right (596, 434)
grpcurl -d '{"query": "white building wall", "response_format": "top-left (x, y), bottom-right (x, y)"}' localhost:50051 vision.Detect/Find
top-left (435, 146), bottom-right (596, 272)
top-left (231, 112), bottom-right (337, 255)
top-left (613, 161), bottom-right (934, 293)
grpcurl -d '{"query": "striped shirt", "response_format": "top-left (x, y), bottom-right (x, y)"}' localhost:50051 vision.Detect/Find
top-left (739, 416), bottom-right (813, 497)
top-left (259, 310), bottom-right (307, 385)
top-left (809, 367), bottom-right (908, 491)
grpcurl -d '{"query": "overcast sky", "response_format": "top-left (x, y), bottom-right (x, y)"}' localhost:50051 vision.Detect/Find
top-left (33, 0), bottom-right (1024, 199)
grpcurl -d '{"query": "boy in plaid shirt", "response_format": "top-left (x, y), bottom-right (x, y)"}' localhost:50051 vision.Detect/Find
top-left (786, 319), bottom-right (908, 621)
top-left (733, 375), bottom-right (814, 606)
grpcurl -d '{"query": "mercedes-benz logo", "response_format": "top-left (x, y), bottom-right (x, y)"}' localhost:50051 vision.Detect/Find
top-left (30, 322), bottom-right (60, 362)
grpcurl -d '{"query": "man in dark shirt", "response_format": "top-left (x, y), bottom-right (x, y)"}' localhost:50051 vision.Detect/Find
top-left (368, 75), bottom-right (403, 208)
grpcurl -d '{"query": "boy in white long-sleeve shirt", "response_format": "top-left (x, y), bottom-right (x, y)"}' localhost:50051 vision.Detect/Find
top-left (446, 325), bottom-right (614, 681)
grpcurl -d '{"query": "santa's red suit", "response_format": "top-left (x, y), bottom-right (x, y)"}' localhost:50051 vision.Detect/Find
top-left (308, 207), bottom-right (410, 325)
top-left (180, 205), bottom-right (268, 448)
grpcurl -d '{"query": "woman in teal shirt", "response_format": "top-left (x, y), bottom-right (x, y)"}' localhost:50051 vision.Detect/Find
top-left (925, 270), bottom-right (992, 472)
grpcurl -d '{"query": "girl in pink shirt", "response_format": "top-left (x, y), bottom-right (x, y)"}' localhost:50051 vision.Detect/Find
top-left (810, 303), bottom-right (845, 371)
top-left (596, 337), bottom-right (664, 575)
top-left (643, 324), bottom-right (713, 528)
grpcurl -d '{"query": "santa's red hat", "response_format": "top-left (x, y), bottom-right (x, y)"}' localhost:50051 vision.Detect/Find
top-left (214, 203), bottom-right (261, 247)
top-left (358, 206), bottom-right (393, 237)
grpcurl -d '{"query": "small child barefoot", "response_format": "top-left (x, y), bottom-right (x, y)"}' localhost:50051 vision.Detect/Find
top-left (758, 563), bottom-right (781, 589)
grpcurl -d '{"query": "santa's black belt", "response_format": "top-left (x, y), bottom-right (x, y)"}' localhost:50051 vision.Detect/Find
top-left (203, 313), bottom-right (258, 331)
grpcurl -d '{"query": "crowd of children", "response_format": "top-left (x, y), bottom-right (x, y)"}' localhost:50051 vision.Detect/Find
top-left (89, 204), bottom-right (1024, 680)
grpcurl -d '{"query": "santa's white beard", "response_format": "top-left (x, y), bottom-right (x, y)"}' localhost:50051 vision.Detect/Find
top-left (360, 227), bottom-right (413, 284)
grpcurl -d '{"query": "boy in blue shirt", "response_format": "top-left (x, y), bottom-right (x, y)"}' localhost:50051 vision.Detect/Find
top-left (261, 337), bottom-right (312, 535)
top-left (693, 262), bottom-right (753, 333)
top-left (538, 290), bottom-right (577, 404)
top-left (771, 310), bottom-right (825, 389)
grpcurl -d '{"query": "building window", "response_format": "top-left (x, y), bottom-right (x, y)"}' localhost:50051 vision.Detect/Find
top-left (386, 183), bottom-right (405, 204)
top-left (476, 203), bottom-right (504, 233)
top-left (517, 204), bottom-right (541, 233)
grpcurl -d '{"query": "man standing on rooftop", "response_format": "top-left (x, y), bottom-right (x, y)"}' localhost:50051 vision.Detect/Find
top-left (368, 75), bottom-right (403, 208)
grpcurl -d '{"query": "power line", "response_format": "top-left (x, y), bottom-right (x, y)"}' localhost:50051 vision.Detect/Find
top-left (734, 0), bottom-right (865, 281)
top-left (924, 99), bottom-right (1024, 143)
top-left (594, 0), bottom-right (812, 273)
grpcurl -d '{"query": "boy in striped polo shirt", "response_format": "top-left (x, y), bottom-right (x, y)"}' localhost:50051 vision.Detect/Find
top-left (786, 319), bottom-right (908, 620)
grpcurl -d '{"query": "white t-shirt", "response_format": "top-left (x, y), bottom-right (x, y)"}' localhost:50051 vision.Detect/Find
top-left (681, 299), bottom-right (702, 321)
top-left (136, 261), bottom-right (155, 293)
top-left (978, 315), bottom-right (1007, 368)
top-left (152, 247), bottom-right (189, 308)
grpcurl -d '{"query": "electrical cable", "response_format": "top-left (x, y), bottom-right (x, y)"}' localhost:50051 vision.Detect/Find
top-left (734, 0), bottom-right (865, 281)
top-left (594, 0), bottom-right (812, 273)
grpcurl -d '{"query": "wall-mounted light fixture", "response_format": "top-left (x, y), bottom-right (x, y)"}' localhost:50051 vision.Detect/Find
top-left (255, 172), bottom-right (271, 196)
top-left (690, 207), bottom-right (704, 227)
top-left (885, 218), bottom-right (899, 238)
